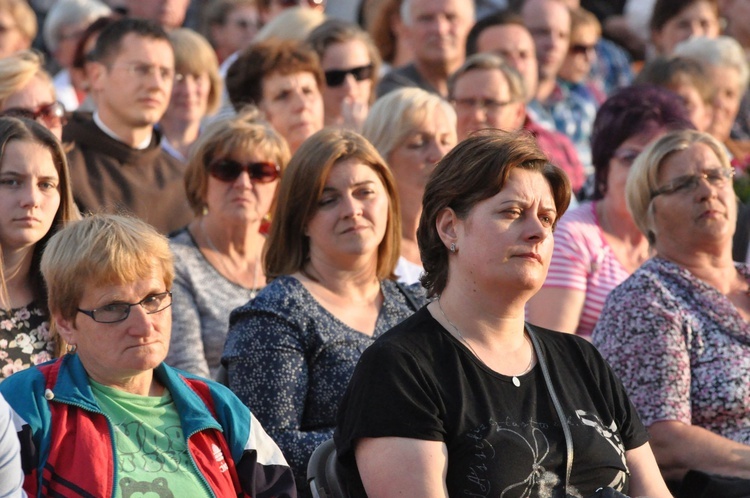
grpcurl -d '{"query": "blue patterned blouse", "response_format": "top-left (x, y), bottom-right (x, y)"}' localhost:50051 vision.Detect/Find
top-left (222, 275), bottom-right (426, 493)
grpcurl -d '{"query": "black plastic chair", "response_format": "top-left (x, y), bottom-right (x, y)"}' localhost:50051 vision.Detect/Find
top-left (307, 438), bottom-right (349, 498)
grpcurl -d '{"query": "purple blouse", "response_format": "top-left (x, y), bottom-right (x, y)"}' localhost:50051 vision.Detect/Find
top-left (592, 257), bottom-right (750, 444)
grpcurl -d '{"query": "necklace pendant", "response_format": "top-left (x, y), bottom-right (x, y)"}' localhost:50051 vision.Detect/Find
top-left (512, 376), bottom-right (521, 387)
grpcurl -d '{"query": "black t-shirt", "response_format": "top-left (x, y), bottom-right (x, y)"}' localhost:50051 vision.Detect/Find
top-left (334, 307), bottom-right (648, 498)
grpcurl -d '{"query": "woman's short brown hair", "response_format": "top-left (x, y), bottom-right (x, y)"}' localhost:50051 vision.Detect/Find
top-left (226, 38), bottom-right (323, 111)
top-left (418, 129), bottom-right (571, 297)
top-left (264, 128), bottom-right (401, 281)
top-left (184, 108), bottom-right (291, 215)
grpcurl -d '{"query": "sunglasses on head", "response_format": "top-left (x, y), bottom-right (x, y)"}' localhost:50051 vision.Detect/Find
top-left (324, 64), bottom-right (374, 87)
top-left (0, 101), bottom-right (67, 128)
top-left (208, 159), bottom-right (280, 183)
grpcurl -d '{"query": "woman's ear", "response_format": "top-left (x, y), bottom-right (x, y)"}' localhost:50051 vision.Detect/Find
top-left (436, 207), bottom-right (459, 250)
top-left (53, 312), bottom-right (77, 347)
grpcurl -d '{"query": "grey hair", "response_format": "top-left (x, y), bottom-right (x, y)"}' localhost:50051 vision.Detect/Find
top-left (674, 35), bottom-right (750, 89)
top-left (43, 0), bottom-right (111, 53)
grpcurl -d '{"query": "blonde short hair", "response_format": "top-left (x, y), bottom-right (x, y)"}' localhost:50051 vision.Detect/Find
top-left (0, 50), bottom-right (53, 109)
top-left (0, 0), bottom-right (37, 46)
top-left (169, 28), bottom-right (222, 115)
top-left (41, 214), bottom-right (174, 322)
top-left (626, 129), bottom-right (730, 244)
top-left (362, 87), bottom-right (456, 160)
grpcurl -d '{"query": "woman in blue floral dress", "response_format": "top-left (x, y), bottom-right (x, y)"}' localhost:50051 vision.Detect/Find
top-left (0, 117), bottom-right (76, 379)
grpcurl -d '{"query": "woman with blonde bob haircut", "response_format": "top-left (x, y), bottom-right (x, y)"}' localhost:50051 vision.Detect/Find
top-left (362, 86), bottom-right (457, 283)
top-left (166, 109), bottom-right (289, 379)
top-left (223, 127), bottom-right (426, 494)
top-left (594, 129), bottom-right (750, 494)
top-left (1, 213), bottom-right (297, 497)
top-left (159, 28), bottom-right (223, 162)
top-left (0, 51), bottom-right (66, 139)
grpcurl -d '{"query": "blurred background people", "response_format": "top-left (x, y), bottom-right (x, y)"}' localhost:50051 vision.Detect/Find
top-left (650, 0), bottom-right (720, 57)
top-left (376, 0), bottom-right (474, 98)
top-left (158, 28), bottom-right (222, 162)
top-left (636, 55), bottom-right (714, 132)
top-left (1, 213), bottom-right (296, 497)
top-left (527, 85), bottom-right (694, 338)
top-left (675, 36), bottom-right (750, 160)
top-left (307, 19), bottom-right (381, 132)
top-left (222, 128), bottom-right (425, 496)
top-left (593, 129), bottom-right (750, 494)
top-left (257, 0), bottom-right (326, 26)
top-left (204, 0), bottom-right (260, 64)
top-left (0, 50), bottom-right (65, 140)
top-left (66, 15), bottom-right (116, 113)
top-left (363, 87), bottom-right (456, 283)
top-left (226, 38), bottom-right (324, 153)
top-left (123, 0), bottom-right (190, 30)
top-left (42, 0), bottom-right (111, 112)
top-left (166, 110), bottom-right (289, 379)
top-left (0, 117), bottom-right (77, 380)
top-left (0, 0), bottom-right (36, 59)
top-left (364, 0), bottom-right (413, 73)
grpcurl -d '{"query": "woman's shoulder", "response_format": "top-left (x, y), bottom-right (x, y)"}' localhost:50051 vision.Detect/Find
top-left (557, 201), bottom-right (597, 230)
top-left (231, 275), bottom-right (309, 316)
top-left (381, 279), bottom-right (429, 310)
top-left (168, 228), bottom-right (200, 266)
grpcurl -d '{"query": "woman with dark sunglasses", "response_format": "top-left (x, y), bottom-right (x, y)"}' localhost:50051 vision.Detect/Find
top-left (0, 50), bottom-right (67, 140)
top-left (164, 109), bottom-right (290, 380)
top-left (222, 128), bottom-right (426, 497)
top-left (307, 19), bottom-right (381, 132)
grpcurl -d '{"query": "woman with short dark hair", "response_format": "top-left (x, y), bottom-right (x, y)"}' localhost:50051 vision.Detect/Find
top-left (335, 129), bottom-right (671, 497)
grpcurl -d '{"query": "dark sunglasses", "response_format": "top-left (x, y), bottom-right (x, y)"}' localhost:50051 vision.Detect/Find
top-left (0, 101), bottom-right (67, 128)
top-left (277, 0), bottom-right (325, 7)
top-left (324, 64), bottom-right (374, 87)
top-left (570, 43), bottom-right (596, 56)
top-left (208, 160), bottom-right (281, 183)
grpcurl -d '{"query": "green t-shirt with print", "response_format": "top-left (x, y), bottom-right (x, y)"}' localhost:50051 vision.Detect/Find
top-left (90, 379), bottom-right (213, 498)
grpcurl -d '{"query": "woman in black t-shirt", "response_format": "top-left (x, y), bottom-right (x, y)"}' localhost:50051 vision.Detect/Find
top-left (334, 130), bottom-right (672, 497)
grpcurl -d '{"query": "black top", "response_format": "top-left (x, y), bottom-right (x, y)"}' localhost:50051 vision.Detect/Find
top-left (335, 307), bottom-right (648, 498)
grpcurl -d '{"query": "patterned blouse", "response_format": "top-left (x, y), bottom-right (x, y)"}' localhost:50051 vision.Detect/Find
top-left (0, 302), bottom-right (54, 380)
top-left (592, 257), bottom-right (750, 444)
top-left (222, 275), bottom-right (426, 494)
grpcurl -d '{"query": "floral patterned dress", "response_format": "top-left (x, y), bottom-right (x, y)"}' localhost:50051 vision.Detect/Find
top-left (0, 302), bottom-right (54, 380)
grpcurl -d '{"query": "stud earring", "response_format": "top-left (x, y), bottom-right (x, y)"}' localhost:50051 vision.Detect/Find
top-left (450, 243), bottom-right (456, 253)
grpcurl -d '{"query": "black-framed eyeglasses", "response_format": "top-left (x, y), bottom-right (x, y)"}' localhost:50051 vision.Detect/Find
top-left (324, 64), bottom-right (374, 87)
top-left (208, 160), bottom-right (281, 183)
top-left (0, 101), bottom-right (67, 128)
top-left (77, 291), bottom-right (172, 324)
top-left (451, 97), bottom-right (515, 114)
top-left (650, 167), bottom-right (734, 199)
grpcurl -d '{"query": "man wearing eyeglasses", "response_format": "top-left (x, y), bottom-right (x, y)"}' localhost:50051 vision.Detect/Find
top-left (376, 0), bottom-right (474, 99)
top-left (62, 18), bottom-right (193, 234)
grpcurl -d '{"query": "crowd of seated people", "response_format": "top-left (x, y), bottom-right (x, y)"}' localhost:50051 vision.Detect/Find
top-left (0, 0), bottom-right (750, 496)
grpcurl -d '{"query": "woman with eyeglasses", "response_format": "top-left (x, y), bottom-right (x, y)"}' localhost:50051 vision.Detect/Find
top-left (592, 129), bottom-right (750, 494)
top-left (527, 85), bottom-right (694, 339)
top-left (0, 117), bottom-right (78, 381)
top-left (0, 213), bottom-right (297, 497)
top-left (158, 28), bottom-right (222, 163)
top-left (0, 50), bottom-right (67, 140)
top-left (222, 128), bottom-right (425, 496)
top-left (307, 19), bottom-right (380, 132)
top-left (165, 110), bottom-right (289, 380)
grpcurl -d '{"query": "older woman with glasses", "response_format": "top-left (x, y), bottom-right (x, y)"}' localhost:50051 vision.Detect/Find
top-left (307, 19), bottom-right (380, 132)
top-left (0, 51), bottom-right (66, 140)
top-left (593, 129), bottom-right (750, 493)
top-left (166, 110), bottom-right (289, 379)
top-left (0, 213), bottom-right (296, 497)
top-left (527, 85), bottom-right (694, 338)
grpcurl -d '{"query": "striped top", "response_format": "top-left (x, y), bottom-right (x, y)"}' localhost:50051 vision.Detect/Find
top-left (543, 201), bottom-right (631, 338)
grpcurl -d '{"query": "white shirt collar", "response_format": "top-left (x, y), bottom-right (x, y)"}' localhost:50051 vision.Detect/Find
top-left (93, 112), bottom-right (153, 150)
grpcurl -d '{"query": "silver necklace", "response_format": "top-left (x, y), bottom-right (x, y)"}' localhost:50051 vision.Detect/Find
top-left (201, 218), bottom-right (261, 298)
top-left (437, 298), bottom-right (534, 387)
